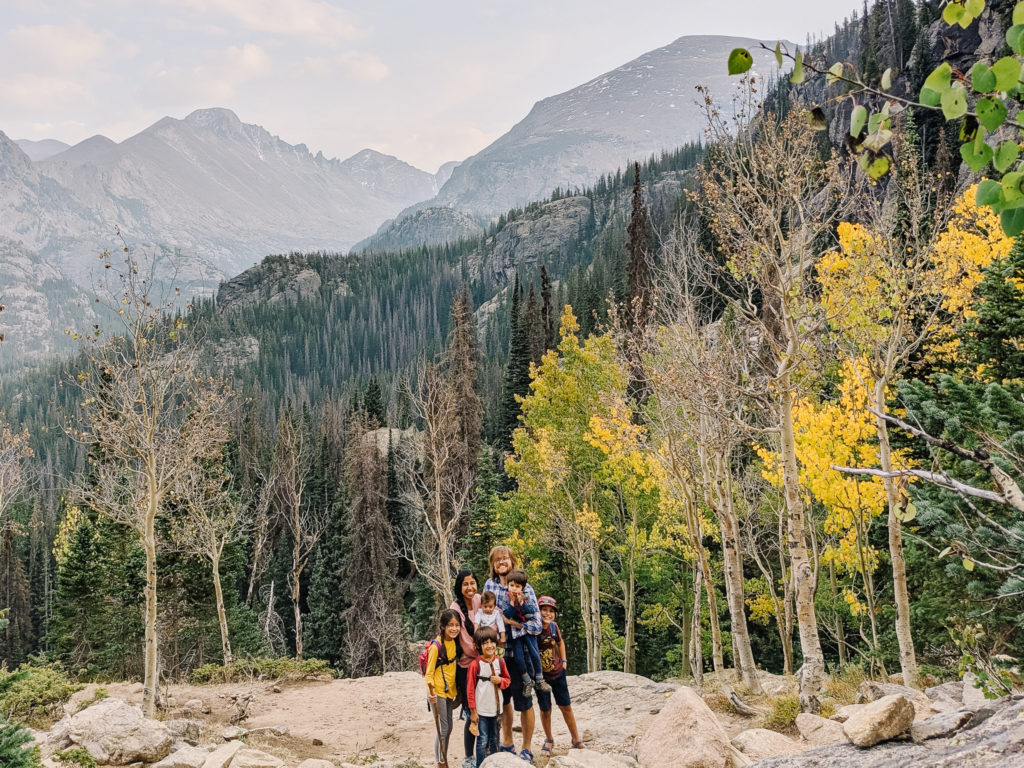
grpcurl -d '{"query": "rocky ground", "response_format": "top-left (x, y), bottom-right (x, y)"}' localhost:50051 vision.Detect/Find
top-left (25, 670), bottom-right (1024, 768)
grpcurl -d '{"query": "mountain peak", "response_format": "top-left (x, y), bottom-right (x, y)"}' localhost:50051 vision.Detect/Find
top-left (184, 108), bottom-right (243, 131)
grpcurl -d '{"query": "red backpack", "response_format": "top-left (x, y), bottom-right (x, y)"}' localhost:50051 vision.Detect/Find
top-left (418, 638), bottom-right (456, 693)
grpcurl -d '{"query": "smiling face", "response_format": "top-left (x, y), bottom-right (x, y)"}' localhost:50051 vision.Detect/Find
top-left (540, 606), bottom-right (555, 625)
top-left (461, 575), bottom-right (478, 601)
top-left (480, 638), bottom-right (497, 659)
top-left (493, 553), bottom-right (512, 576)
top-left (445, 618), bottom-right (461, 639)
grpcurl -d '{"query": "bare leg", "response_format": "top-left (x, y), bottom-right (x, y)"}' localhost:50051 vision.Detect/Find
top-left (540, 707), bottom-right (554, 743)
top-left (558, 704), bottom-right (581, 744)
top-left (501, 704), bottom-right (514, 748)
top-left (520, 707), bottom-right (535, 754)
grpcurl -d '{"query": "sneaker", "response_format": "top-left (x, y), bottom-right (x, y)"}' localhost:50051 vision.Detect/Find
top-left (535, 679), bottom-right (551, 693)
top-left (461, 758), bottom-right (476, 768)
top-left (522, 678), bottom-right (534, 697)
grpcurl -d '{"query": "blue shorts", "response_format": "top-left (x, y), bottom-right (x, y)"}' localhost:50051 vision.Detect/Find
top-left (535, 670), bottom-right (571, 711)
top-left (501, 652), bottom-right (535, 712)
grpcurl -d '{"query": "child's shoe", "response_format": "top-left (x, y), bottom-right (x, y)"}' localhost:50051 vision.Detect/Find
top-left (535, 678), bottom-right (552, 693)
top-left (522, 678), bottom-right (534, 696)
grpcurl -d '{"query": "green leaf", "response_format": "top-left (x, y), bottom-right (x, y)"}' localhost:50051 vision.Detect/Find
top-left (791, 50), bottom-right (805, 84)
top-left (995, 140), bottom-right (1020, 172)
top-left (943, 2), bottom-right (965, 25)
top-left (963, 557), bottom-right (975, 572)
top-left (868, 111), bottom-right (891, 133)
top-left (1002, 171), bottom-right (1024, 201)
top-left (992, 56), bottom-right (1022, 91)
top-left (1015, 0), bottom-right (1024, 24)
top-left (961, 140), bottom-right (993, 172)
top-left (1003, 206), bottom-right (1024, 236)
top-left (920, 87), bottom-right (942, 107)
top-left (850, 105), bottom-right (867, 138)
top-left (941, 82), bottom-right (968, 119)
top-left (774, 41), bottom-right (783, 67)
top-left (865, 154), bottom-right (890, 179)
top-left (976, 179), bottom-right (1003, 205)
top-left (881, 68), bottom-right (893, 91)
top-left (827, 62), bottom-right (843, 84)
top-left (971, 62), bottom-right (997, 93)
top-left (977, 97), bottom-right (1008, 131)
top-left (1007, 25), bottom-right (1024, 55)
top-left (728, 48), bottom-right (753, 75)
top-left (966, 0), bottom-right (986, 20)
top-left (924, 62), bottom-right (953, 92)
top-left (806, 107), bottom-right (827, 131)
top-left (901, 501), bottom-right (917, 522)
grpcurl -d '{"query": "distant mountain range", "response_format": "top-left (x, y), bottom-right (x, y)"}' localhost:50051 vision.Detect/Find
top-left (355, 35), bottom-right (779, 253)
top-left (0, 34), bottom-right (779, 368)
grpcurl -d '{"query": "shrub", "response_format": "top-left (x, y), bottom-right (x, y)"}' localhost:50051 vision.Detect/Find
top-left (54, 747), bottom-right (97, 768)
top-left (0, 718), bottom-right (41, 768)
top-left (0, 664), bottom-right (83, 725)
top-left (825, 663), bottom-right (868, 705)
top-left (188, 657), bottom-right (334, 684)
top-left (764, 693), bottom-right (800, 730)
top-left (819, 698), bottom-right (838, 719)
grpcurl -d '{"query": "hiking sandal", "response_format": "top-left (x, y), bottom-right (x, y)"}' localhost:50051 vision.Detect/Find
top-left (541, 739), bottom-right (554, 756)
top-left (571, 740), bottom-right (587, 749)
top-left (519, 748), bottom-right (535, 764)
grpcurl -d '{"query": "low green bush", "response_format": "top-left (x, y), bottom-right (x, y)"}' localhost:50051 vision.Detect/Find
top-left (54, 747), bottom-right (97, 768)
top-left (188, 657), bottom-right (334, 684)
top-left (0, 663), bottom-right (83, 725)
top-left (764, 693), bottom-right (801, 730)
top-left (0, 718), bottom-right (41, 768)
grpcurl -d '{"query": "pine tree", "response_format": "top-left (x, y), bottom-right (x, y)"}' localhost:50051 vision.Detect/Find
top-left (524, 283), bottom-right (545, 365)
top-left (964, 234), bottom-right (1024, 383)
top-left (0, 523), bottom-right (33, 664)
top-left (363, 378), bottom-right (386, 424)
top-left (500, 275), bottom-right (530, 451)
top-left (541, 265), bottom-right (556, 351)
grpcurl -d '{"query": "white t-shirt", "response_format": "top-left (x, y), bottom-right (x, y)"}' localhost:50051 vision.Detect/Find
top-left (475, 608), bottom-right (505, 635)
top-left (474, 657), bottom-right (503, 717)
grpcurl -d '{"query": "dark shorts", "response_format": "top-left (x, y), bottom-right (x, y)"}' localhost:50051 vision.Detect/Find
top-left (501, 652), bottom-right (534, 712)
top-left (536, 670), bottom-right (571, 711)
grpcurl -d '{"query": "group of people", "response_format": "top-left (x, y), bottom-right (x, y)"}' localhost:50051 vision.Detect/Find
top-left (423, 545), bottom-right (585, 767)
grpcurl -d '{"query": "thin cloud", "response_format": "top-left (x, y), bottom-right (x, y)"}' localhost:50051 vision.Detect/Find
top-left (338, 51), bottom-right (388, 82)
top-left (171, 0), bottom-right (365, 44)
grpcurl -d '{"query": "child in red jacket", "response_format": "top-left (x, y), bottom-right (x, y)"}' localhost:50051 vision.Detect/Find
top-left (467, 625), bottom-right (511, 766)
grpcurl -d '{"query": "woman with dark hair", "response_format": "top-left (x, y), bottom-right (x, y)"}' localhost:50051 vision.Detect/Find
top-left (450, 569), bottom-right (481, 768)
top-left (426, 609), bottom-right (463, 768)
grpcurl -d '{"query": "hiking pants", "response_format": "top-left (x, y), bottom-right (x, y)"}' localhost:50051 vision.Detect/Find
top-left (433, 696), bottom-right (458, 764)
top-left (475, 714), bottom-right (500, 766)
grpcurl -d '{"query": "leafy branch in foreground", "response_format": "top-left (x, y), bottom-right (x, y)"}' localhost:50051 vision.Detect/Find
top-left (729, 0), bottom-right (1024, 234)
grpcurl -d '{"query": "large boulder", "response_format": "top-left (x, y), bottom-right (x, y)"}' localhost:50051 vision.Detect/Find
top-left (909, 709), bottom-right (973, 743)
top-left (163, 719), bottom-right (203, 745)
top-left (731, 729), bottom-right (804, 760)
top-left (481, 755), bottom-right (532, 768)
top-left (635, 686), bottom-right (731, 768)
top-left (64, 698), bottom-right (174, 765)
top-left (829, 704), bottom-right (865, 723)
top-left (856, 681), bottom-right (933, 721)
top-left (795, 713), bottom-right (847, 746)
top-left (842, 694), bottom-right (915, 747)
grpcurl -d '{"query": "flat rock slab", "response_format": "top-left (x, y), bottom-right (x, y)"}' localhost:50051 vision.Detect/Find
top-left (295, 761), bottom-right (337, 768)
top-left (549, 751), bottom-right (639, 768)
top-left (731, 728), bottom-right (804, 760)
top-left (151, 746), bottom-right (212, 768)
top-left (910, 709), bottom-right (973, 743)
top-left (231, 748), bottom-right (285, 768)
top-left (796, 713), bottom-right (847, 746)
top-left (843, 694), bottom-right (915, 747)
top-left (202, 740), bottom-right (244, 768)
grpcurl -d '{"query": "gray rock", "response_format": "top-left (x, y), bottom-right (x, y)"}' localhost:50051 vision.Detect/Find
top-left (221, 725), bottom-right (247, 741)
top-left (295, 761), bottom-right (337, 768)
top-left (795, 713), bottom-right (847, 746)
top-left (748, 696), bottom-right (1024, 767)
top-left (64, 698), bottom-right (174, 765)
top-left (635, 686), bottom-right (731, 768)
top-left (925, 681), bottom-right (963, 704)
top-left (910, 709), bottom-right (973, 742)
top-left (842, 694), bottom-right (915, 747)
top-left (829, 704), bottom-right (864, 723)
top-left (731, 728), bottom-right (804, 760)
top-left (549, 752), bottom-right (639, 768)
top-left (164, 719), bottom-right (203, 744)
top-left (855, 681), bottom-right (933, 720)
top-left (231, 748), bottom-right (285, 768)
top-left (480, 755), bottom-right (530, 768)
top-left (245, 724), bottom-right (290, 737)
top-left (151, 745), bottom-right (212, 768)
top-left (201, 740), bottom-right (244, 768)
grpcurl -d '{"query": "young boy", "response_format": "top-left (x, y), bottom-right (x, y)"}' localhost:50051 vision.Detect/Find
top-left (473, 590), bottom-right (507, 647)
top-left (467, 626), bottom-right (511, 767)
top-left (536, 595), bottom-right (585, 754)
top-left (503, 569), bottom-right (550, 695)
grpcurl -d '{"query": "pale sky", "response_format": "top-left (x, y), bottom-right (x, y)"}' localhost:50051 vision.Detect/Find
top-left (1, 0), bottom-right (860, 172)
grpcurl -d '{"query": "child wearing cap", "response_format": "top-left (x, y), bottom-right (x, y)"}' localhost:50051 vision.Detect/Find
top-left (536, 595), bottom-right (585, 755)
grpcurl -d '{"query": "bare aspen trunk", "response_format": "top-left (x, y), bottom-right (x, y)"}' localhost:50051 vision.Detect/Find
top-left (874, 381), bottom-right (918, 687)
top-left (691, 564), bottom-right (704, 686)
top-left (575, 549), bottom-right (595, 672)
top-left (696, 546), bottom-right (725, 680)
top-left (624, 515), bottom-right (637, 674)
top-left (827, 561), bottom-right (847, 666)
top-left (211, 548), bottom-right (232, 665)
top-left (590, 539), bottom-right (602, 671)
top-left (142, 527), bottom-right (158, 718)
top-left (291, 518), bottom-right (304, 661)
top-left (780, 386), bottom-right (825, 712)
top-left (679, 571), bottom-right (692, 679)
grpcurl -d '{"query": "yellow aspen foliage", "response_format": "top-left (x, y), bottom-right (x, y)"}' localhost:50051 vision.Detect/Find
top-left (53, 504), bottom-right (85, 566)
